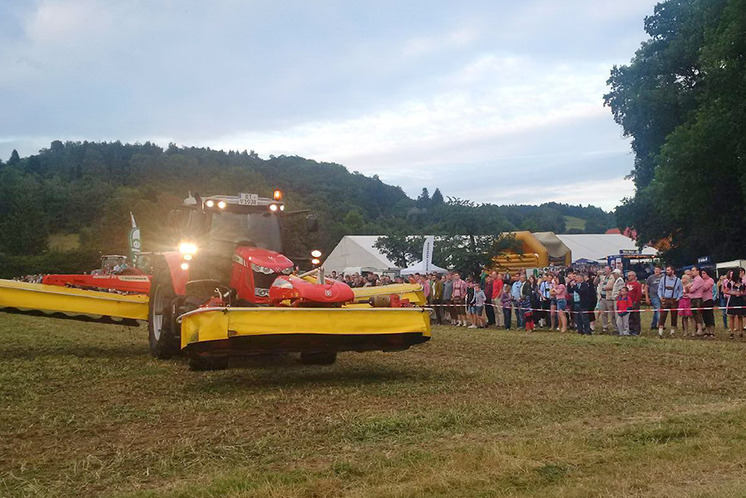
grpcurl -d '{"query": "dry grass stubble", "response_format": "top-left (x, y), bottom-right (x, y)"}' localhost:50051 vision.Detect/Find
top-left (1, 315), bottom-right (746, 496)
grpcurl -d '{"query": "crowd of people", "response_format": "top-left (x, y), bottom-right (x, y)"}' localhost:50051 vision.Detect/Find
top-left (403, 265), bottom-right (746, 338)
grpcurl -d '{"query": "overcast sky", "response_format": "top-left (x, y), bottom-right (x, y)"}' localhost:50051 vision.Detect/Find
top-left (0, 0), bottom-right (657, 210)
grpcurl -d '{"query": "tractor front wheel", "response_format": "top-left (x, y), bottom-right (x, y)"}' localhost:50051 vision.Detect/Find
top-left (148, 263), bottom-right (181, 359)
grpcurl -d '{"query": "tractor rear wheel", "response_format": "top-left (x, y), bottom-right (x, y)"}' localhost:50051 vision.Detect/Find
top-left (300, 352), bottom-right (337, 365)
top-left (148, 262), bottom-right (181, 359)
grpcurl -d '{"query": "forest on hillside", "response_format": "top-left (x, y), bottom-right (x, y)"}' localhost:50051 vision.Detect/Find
top-left (0, 141), bottom-right (615, 275)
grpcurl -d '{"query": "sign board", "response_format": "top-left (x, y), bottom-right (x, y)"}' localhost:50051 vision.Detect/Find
top-left (697, 256), bottom-right (711, 264)
top-left (238, 193), bottom-right (259, 205)
top-left (619, 249), bottom-right (640, 255)
top-left (422, 236), bottom-right (434, 273)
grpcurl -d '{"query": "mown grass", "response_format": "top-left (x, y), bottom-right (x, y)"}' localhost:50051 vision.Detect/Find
top-left (2, 314), bottom-right (746, 496)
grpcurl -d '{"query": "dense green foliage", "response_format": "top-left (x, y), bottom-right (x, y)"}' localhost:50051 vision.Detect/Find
top-left (605, 0), bottom-right (746, 264)
top-left (0, 141), bottom-right (613, 275)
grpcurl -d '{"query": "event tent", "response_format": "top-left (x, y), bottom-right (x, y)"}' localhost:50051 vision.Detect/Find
top-left (322, 236), bottom-right (400, 275)
top-left (555, 234), bottom-right (657, 263)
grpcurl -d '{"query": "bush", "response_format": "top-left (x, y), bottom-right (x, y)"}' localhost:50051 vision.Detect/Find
top-left (0, 249), bottom-right (101, 278)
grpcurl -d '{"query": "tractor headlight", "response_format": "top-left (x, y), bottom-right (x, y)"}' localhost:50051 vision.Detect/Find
top-left (269, 204), bottom-right (279, 212)
top-left (179, 242), bottom-right (198, 255)
top-left (205, 199), bottom-right (215, 208)
top-left (217, 200), bottom-right (227, 209)
top-left (251, 263), bottom-right (274, 274)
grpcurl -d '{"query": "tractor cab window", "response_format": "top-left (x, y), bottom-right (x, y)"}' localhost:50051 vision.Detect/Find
top-left (208, 211), bottom-right (283, 253)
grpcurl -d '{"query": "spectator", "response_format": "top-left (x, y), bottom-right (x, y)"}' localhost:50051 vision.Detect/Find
top-left (610, 268), bottom-right (625, 334)
top-left (645, 266), bottom-right (663, 330)
top-left (484, 275), bottom-right (496, 327)
top-left (554, 275), bottom-right (568, 333)
top-left (539, 273), bottom-right (553, 328)
top-left (510, 274), bottom-right (525, 329)
top-left (466, 277), bottom-right (476, 327)
top-left (616, 286), bottom-right (633, 336)
top-left (527, 275), bottom-right (541, 330)
top-left (492, 271), bottom-right (505, 328)
top-left (568, 272), bottom-right (594, 335)
top-left (451, 272), bottom-right (468, 327)
top-left (726, 268), bottom-right (745, 339)
top-left (500, 283), bottom-right (512, 330)
top-left (432, 274), bottom-right (444, 325)
top-left (719, 272), bottom-right (731, 329)
top-left (679, 274), bottom-right (693, 336)
top-left (443, 272), bottom-right (454, 325)
top-left (598, 266), bottom-right (616, 334)
top-left (469, 283), bottom-right (486, 329)
top-left (626, 271), bottom-right (642, 336)
top-left (687, 266), bottom-right (706, 337)
top-left (658, 265), bottom-right (683, 338)
top-left (700, 269), bottom-right (716, 338)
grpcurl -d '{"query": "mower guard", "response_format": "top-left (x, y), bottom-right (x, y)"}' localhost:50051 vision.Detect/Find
top-left (179, 306), bottom-right (431, 354)
top-left (0, 279), bottom-right (149, 321)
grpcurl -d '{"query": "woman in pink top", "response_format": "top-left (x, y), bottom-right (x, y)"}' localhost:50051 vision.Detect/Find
top-left (700, 269), bottom-right (716, 338)
top-left (686, 266), bottom-right (706, 336)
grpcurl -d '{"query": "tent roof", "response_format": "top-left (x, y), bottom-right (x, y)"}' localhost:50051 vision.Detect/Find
top-left (322, 236), bottom-right (400, 274)
top-left (555, 234), bottom-right (657, 263)
top-left (400, 261), bottom-right (447, 275)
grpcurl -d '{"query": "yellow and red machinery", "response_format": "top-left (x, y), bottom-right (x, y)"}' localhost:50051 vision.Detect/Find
top-left (41, 255), bottom-right (151, 294)
top-left (0, 191), bottom-right (431, 370)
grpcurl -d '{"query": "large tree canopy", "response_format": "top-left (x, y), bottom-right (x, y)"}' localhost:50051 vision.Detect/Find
top-left (606, 0), bottom-right (746, 263)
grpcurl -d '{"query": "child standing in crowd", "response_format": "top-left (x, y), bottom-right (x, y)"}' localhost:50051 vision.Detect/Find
top-left (679, 274), bottom-right (693, 336)
top-left (524, 305), bottom-right (535, 331)
top-left (616, 286), bottom-right (632, 336)
top-left (469, 284), bottom-right (486, 329)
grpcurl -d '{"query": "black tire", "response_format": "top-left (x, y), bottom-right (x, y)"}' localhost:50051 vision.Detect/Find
top-left (300, 352), bottom-right (337, 365)
top-left (148, 261), bottom-right (181, 359)
top-left (189, 353), bottom-right (229, 371)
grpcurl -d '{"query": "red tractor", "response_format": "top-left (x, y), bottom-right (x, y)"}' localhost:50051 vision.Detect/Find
top-left (148, 191), bottom-right (429, 370)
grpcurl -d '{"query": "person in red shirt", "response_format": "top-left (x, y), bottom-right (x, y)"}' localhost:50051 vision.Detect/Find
top-left (491, 271), bottom-right (504, 328)
top-left (626, 271), bottom-right (643, 336)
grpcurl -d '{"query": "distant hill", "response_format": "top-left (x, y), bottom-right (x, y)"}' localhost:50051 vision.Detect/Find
top-left (0, 141), bottom-right (615, 274)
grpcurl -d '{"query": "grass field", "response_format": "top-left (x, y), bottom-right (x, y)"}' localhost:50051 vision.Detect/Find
top-left (2, 315), bottom-right (746, 497)
top-left (563, 216), bottom-right (586, 231)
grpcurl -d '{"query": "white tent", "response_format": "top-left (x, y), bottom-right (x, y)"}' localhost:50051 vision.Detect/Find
top-left (555, 234), bottom-right (657, 263)
top-left (400, 261), bottom-right (447, 276)
top-left (323, 236), bottom-right (400, 275)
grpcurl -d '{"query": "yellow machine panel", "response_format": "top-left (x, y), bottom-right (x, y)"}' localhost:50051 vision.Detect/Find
top-left (0, 279), bottom-right (149, 321)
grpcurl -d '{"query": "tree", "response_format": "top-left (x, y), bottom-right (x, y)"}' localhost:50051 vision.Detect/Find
top-left (416, 187), bottom-right (430, 207)
top-left (7, 149), bottom-right (20, 167)
top-left (431, 188), bottom-right (444, 205)
top-left (604, 0), bottom-right (745, 264)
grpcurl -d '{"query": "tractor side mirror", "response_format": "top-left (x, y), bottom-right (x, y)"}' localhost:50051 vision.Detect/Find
top-left (306, 214), bottom-right (319, 233)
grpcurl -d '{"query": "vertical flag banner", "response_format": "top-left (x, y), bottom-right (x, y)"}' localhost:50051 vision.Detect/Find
top-left (129, 212), bottom-right (141, 263)
top-left (422, 236), bottom-right (434, 273)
